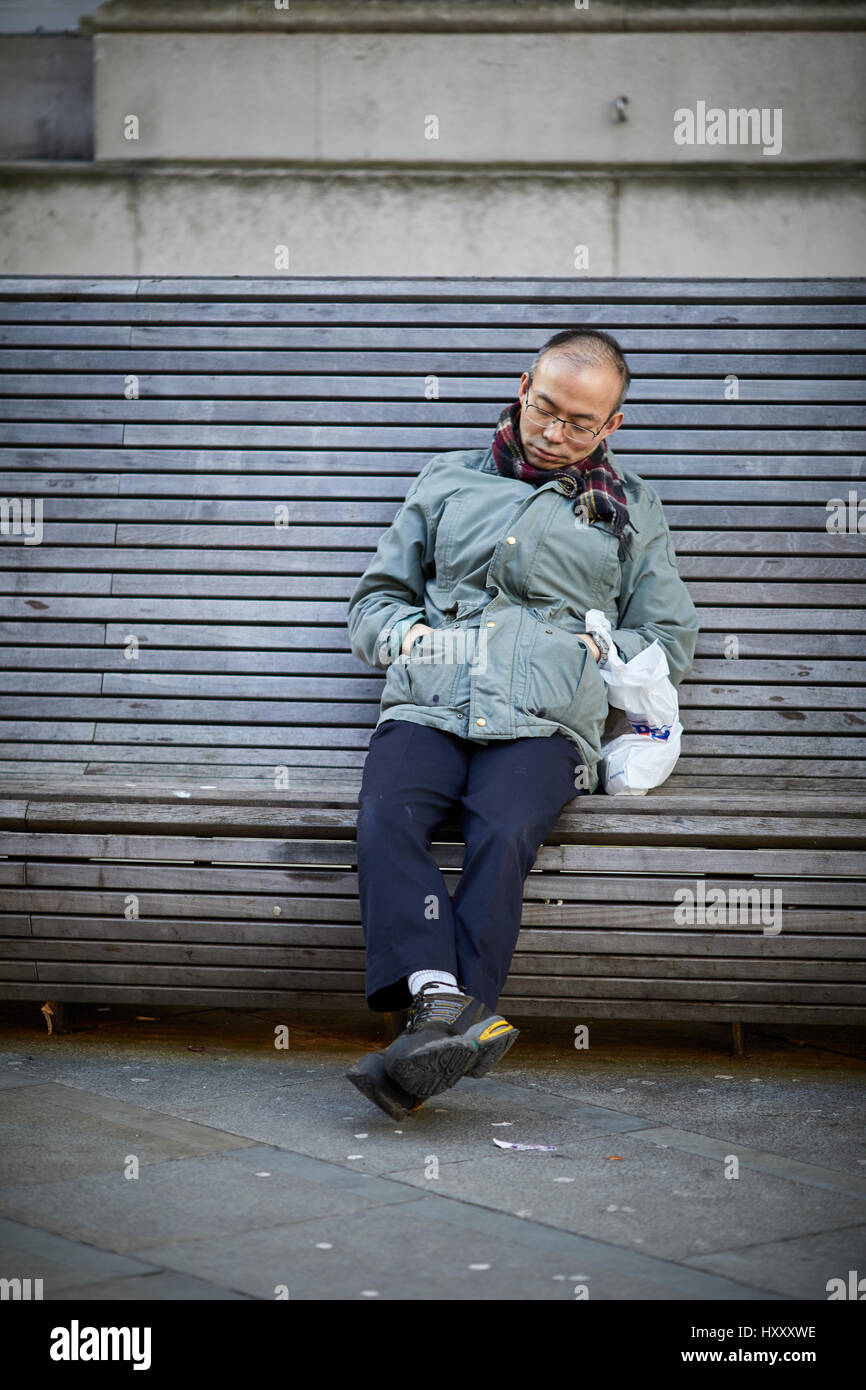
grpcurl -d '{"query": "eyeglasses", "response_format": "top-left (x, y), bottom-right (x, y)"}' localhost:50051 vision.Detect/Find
top-left (522, 388), bottom-right (614, 444)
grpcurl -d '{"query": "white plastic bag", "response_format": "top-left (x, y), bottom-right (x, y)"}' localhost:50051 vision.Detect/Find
top-left (585, 609), bottom-right (683, 796)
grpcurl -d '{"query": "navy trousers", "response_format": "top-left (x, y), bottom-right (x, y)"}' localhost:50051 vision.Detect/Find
top-left (355, 718), bottom-right (588, 1013)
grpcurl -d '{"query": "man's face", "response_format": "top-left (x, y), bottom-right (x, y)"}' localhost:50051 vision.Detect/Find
top-left (517, 354), bottom-right (624, 469)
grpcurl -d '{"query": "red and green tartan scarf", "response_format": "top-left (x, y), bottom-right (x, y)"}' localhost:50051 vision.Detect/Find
top-left (491, 399), bottom-right (638, 561)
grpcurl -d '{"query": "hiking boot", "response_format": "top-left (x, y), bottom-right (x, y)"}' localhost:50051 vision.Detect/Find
top-left (383, 983), bottom-right (520, 1098)
top-left (345, 1050), bottom-right (426, 1120)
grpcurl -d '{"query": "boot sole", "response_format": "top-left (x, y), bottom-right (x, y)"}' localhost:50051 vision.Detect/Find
top-left (345, 1054), bottom-right (425, 1119)
top-left (385, 1036), bottom-right (475, 1098)
top-left (386, 1021), bottom-right (520, 1098)
top-left (465, 1022), bottom-right (520, 1077)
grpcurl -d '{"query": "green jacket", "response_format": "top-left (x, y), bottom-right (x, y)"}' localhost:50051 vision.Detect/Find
top-left (347, 445), bottom-right (700, 793)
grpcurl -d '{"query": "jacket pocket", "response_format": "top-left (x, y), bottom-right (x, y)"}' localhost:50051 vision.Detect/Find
top-left (518, 613), bottom-right (607, 726)
top-left (404, 629), bottom-right (460, 708)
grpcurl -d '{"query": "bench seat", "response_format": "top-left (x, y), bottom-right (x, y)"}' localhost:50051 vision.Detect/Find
top-left (0, 275), bottom-right (864, 1034)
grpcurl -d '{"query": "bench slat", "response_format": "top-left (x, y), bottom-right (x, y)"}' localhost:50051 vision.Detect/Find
top-left (1, 373), bottom-right (864, 404)
top-left (4, 299), bottom-right (865, 326)
top-left (21, 910), bottom-right (865, 945)
top-left (3, 351), bottom-right (865, 380)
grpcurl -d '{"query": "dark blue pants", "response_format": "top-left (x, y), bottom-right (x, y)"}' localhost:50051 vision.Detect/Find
top-left (355, 718), bottom-right (588, 1013)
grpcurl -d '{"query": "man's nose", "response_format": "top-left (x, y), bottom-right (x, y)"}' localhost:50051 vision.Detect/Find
top-left (543, 417), bottom-right (566, 440)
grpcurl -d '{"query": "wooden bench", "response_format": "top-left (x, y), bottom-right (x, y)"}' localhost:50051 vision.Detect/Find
top-left (0, 275), bottom-right (864, 1049)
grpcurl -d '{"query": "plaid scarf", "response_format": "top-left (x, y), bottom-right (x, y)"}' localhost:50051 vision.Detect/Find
top-left (491, 400), bottom-right (638, 561)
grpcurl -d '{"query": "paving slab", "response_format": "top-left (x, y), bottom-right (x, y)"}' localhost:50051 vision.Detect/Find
top-left (169, 1072), bottom-right (629, 1172)
top-left (133, 1185), bottom-right (780, 1302)
top-left (0, 1082), bottom-right (258, 1187)
top-left (377, 1131), bottom-right (866, 1263)
top-left (0, 1146), bottom-right (420, 1254)
top-left (685, 1223), bottom-right (866, 1301)
top-left (52, 1271), bottom-right (252, 1300)
top-left (2, 1034), bottom-right (321, 1109)
top-left (499, 1063), bottom-right (866, 1175)
top-left (0, 1216), bottom-right (159, 1295)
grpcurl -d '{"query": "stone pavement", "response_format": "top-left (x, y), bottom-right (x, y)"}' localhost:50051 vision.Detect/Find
top-left (0, 1003), bottom-right (864, 1302)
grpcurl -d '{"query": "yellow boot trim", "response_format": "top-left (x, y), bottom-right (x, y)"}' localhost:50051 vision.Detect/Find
top-left (477, 1019), bottom-right (516, 1043)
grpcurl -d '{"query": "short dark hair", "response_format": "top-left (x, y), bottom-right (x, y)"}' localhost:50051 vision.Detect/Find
top-left (529, 327), bottom-right (631, 416)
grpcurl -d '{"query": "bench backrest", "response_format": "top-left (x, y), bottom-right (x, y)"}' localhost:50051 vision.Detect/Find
top-left (0, 276), bottom-right (864, 786)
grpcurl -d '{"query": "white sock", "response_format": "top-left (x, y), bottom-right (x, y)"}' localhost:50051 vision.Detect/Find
top-left (408, 969), bottom-right (459, 997)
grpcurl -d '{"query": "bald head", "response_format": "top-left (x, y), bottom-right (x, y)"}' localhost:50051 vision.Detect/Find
top-left (530, 328), bottom-right (630, 416)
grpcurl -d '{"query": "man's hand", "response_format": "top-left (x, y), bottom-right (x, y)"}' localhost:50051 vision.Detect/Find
top-left (401, 622), bottom-right (434, 655)
top-left (578, 633), bottom-right (601, 663)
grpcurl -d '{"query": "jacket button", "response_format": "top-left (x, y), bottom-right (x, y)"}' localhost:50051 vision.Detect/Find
top-left (486, 620), bottom-right (495, 627)
top-left (505, 536), bottom-right (517, 545)
top-left (546, 627), bottom-right (553, 634)
top-left (476, 717), bottom-right (486, 726)
top-left (456, 712), bottom-right (463, 719)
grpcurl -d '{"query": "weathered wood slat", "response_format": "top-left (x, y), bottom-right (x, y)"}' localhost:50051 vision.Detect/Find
top-left (0, 624), bottom-right (858, 658)
top-left (20, 960), bottom-right (866, 1002)
top-left (5, 941), bottom-right (863, 983)
top-left (9, 798), bottom-right (866, 846)
top-left (5, 598), bottom-right (862, 630)
top-left (0, 675), bottom-right (102, 693)
top-left (4, 299), bottom-right (865, 326)
top-left (0, 328), bottom-right (133, 346)
top-left (2, 446), bottom-right (863, 482)
top-left (118, 426), bottom-right (866, 452)
top-left (0, 979), bottom-right (858, 1023)
top-left (0, 752), bottom-right (859, 780)
top-left (5, 323), bottom-right (864, 353)
top-left (2, 777), bottom-right (862, 815)
top-left (63, 680), bottom-right (856, 718)
top-left (5, 475), bottom-right (865, 508)
top-left (101, 753), bottom-right (857, 777)
top-left (0, 727), bottom-right (856, 768)
top-left (1, 373), bottom-right (864, 404)
top-left (0, 576), bottom-right (114, 596)
top-left (2, 691), bottom-right (864, 740)
top-left (22, 913), bottom-right (866, 948)
top-left (0, 918), bottom-right (29, 933)
top-left (3, 276), bottom-right (858, 301)
top-left (6, 532), bottom-right (859, 565)
top-left (0, 427), bottom-right (124, 446)
top-left (0, 648), bottom-right (862, 686)
top-left (0, 279), bottom-right (140, 298)
top-left (104, 518), bottom-right (866, 544)
top-left (3, 880), bottom-right (858, 920)
top-left (4, 398), bottom-right (863, 429)
top-left (1, 829), bottom-right (862, 875)
top-left (17, 873), bottom-right (863, 913)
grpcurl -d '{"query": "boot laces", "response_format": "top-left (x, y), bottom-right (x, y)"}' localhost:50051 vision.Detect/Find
top-left (407, 989), bottom-right (466, 1031)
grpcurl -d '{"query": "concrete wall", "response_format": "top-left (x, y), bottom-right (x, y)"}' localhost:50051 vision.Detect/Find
top-left (2, 167), bottom-right (863, 276)
top-left (0, 36), bottom-right (92, 159)
top-left (0, 0), bottom-right (863, 276)
top-left (91, 31), bottom-right (865, 166)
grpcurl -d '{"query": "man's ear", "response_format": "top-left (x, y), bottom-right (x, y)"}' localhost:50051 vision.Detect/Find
top-left (602, 411), bottom-right (625, 440)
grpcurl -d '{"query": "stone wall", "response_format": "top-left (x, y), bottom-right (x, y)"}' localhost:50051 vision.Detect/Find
top-left (0, 0), bottom-right (863, 274)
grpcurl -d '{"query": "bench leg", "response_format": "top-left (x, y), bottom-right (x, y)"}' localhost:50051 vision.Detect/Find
top-left (383, 1009), bottom-right (410, 1043)
top-left (40, 1001), bottom-right (70, 1036)
top-left (731, 1021), bottom-right (746, 1058)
